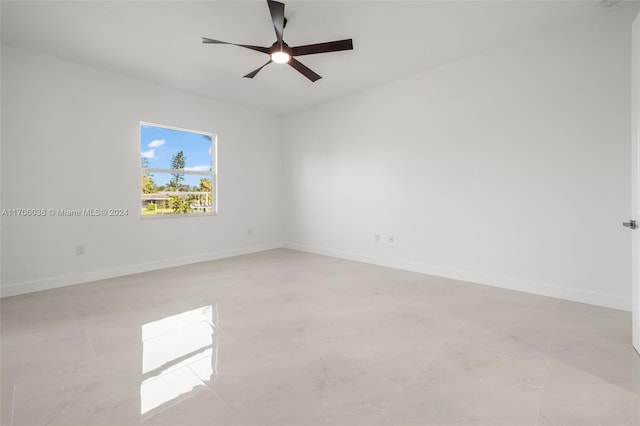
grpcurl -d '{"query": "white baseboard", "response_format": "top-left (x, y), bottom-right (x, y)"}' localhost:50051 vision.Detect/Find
top-left (283, 242), bottom-right (630, 312)
top-left (3, 241), bottom-right (629, 312)
top-left (1, 242), bottom-right (283, 298)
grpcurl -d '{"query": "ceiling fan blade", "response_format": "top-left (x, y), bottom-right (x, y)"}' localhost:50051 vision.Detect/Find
top-left (243, 60), bottom-right (273, 79)
top-left (288, 58), bottom-right (321, 82)
top-left (267, 0), bottom-right (285, 46)
top-left (291, 39), bottom-right (354, 57)
top-left (202, 37), bottom-right (269, 54)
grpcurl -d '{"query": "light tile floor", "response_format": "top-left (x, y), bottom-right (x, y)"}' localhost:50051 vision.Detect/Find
top-left (1, 249), bottom-right (639, 425)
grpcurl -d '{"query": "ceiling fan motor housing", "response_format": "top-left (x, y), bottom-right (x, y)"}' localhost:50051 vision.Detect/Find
top-left (270, 41), bottom-right (292, 56)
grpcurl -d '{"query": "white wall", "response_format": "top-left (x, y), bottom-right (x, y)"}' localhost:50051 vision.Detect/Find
top-left (283, 7), bottom-right (635, 311)
top-left (1, 45), bottom-right (283, 296)
top-left (2, 7), bottom-right (637, 310)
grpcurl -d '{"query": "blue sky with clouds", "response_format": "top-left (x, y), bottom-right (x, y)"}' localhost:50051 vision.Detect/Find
top-left (141, 124), bottom-right (213, 187)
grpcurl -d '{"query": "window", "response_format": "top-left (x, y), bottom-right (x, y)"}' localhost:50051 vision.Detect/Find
top-left (140, 122), bottom-right (217, 217)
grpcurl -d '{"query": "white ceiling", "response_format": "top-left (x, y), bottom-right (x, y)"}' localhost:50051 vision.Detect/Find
top-left (1, 0), bottom-right (636, 115)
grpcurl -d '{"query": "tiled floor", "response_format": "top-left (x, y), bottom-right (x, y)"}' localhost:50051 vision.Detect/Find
top-left (1, 248), bottom-right (639, 425)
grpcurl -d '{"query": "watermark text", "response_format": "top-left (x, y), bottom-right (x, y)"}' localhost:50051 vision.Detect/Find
top-left (1, 208), bottom-right (129, 217)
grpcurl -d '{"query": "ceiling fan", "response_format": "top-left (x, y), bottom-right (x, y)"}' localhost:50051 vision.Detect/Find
top-left (202, 0), bottom-right (353, 82)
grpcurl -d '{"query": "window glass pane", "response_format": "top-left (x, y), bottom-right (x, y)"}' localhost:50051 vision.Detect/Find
top-left (141, 125), bottom-right (212, 171)
top-left (140, 122), bottom-right (216, 218)
top-left (141, 173), bottom-right (213, 216)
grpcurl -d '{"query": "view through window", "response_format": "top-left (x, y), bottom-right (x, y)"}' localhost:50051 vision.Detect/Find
top-left (140, 122), bottom-right (216, 217)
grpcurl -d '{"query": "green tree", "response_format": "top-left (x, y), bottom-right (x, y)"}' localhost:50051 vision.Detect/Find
top-left (142, 174), bottom-right (157, 194)
top-left (170, 150), bottom-right (186, 187)
top-left (199, 178), bottom-right (212, 193)
top-left (141, 157), bottom-right (157, 194)
top-left (168, 195), bottom-right (190, 213)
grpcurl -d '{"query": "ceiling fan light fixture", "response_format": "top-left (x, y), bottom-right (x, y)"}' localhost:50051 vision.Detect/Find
top-left (271, 51), bottom-right (290, 64)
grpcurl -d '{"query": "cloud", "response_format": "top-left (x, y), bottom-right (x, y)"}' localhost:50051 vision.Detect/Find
top-left (141, 149), bottom-right (155, 159)
top-left (148, 139), bottom-right (166, 148)
top-left (185, 165), bottom-right (211, 172)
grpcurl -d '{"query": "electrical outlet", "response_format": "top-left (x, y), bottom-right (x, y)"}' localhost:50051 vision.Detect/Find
top-left (374, 234), bottom-right (380, 242)
top-left (76, 245), bottom-right (85, 255)
top-left (388, 236), bottom-right (394, 244)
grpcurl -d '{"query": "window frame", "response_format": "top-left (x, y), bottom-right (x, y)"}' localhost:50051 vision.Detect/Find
top-left (140, 121), bottom-right (218, 219)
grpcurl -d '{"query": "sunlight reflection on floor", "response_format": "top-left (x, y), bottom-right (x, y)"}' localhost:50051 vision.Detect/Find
top-left (140, 305), bottom-right (217, 415)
